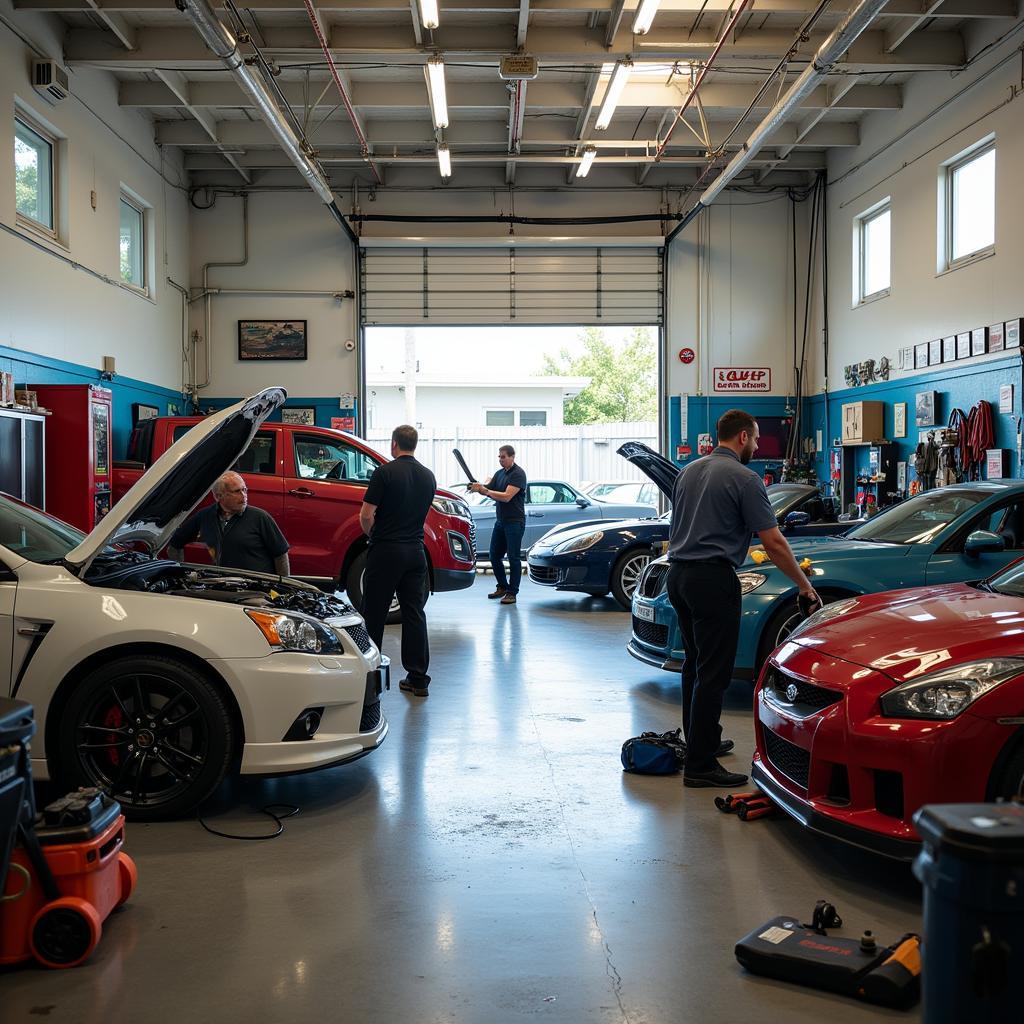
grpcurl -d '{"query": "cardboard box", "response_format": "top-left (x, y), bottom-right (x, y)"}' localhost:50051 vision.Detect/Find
top-left (842, 400), bottom-right (885, 445)
top-left (15, 389), bottom-right (38, 411)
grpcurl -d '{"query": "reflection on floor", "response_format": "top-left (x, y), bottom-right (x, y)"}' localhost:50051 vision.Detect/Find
top-left (4, 582), bottom-right (922, 1022)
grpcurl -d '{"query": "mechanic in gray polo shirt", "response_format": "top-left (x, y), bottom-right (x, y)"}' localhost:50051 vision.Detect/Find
top-left (667, 409), bottom-right (819, 789)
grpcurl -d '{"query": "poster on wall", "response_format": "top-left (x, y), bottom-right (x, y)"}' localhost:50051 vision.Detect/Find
top-left (898, 346), bottom-right (913, 370)
top-left (956, 332), bottom-right (971, 359)
top-left (928, 339), bottom-right (942, 365)
top-left (916, 391), bottom-right (938, 427)
top-left (914, 343), bottom-right (929, 369)
top-left (942, 336), bottom-right (956, 362)
top-left (894, 403), bottom-right (907, 438)
top-left (1000, 384), bottom-right (1014, 414)
top-left (1006, 319), bottom-right (1021, 349)
top-left (972, 327), bottom-right (988, 356)
top-left (712, 367), bottom-right (771, 393)
top-left (331, 416), bottom-right (357, 432)
top-left (989, 322), bottom-right (1005, 352)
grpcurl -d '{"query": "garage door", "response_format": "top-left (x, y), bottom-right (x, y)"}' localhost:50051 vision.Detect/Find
top-left (360, 245), bottom-right (663, 326)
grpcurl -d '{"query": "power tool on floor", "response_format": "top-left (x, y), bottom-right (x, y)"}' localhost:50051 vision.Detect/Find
top-left (735, 902), bottom-right (921, 1010)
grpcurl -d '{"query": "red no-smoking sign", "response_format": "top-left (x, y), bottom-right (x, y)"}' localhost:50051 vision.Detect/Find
top-left (678, 348), bottom-right (695, 364)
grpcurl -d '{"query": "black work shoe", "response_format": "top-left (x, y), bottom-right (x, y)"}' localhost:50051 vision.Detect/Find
top-left (684, 763), bottom-right (749, 788)
top-left (500, 592), bottom-right (517, 605)
top-left (399, 678), bottom-right (429, 697)
top-left (716, 739), bottom-right (735, 757)
top-left (487, 588), bottom-right (506, 599)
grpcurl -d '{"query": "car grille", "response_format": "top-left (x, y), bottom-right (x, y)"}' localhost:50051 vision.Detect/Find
top-left (360, 698), bottom-right (381, 732)
top-left (763, 729), bottom-right (810, 789)
top-left (529, 565), bottom-right (559, 584)
top-left (632, 617), bottom-right (668, 647)
top-left (765, 668), bottom-right (842, 717)
top-left (344, 623), bottom-right (373, 654)
top-left (467, 520), bottom-right (477, 559)
top-left (638, 563), bottom-right (669, 598)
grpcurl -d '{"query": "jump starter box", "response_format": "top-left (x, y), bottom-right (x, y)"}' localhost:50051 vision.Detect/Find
top-left (735, 916), bottom-right (920, 1009)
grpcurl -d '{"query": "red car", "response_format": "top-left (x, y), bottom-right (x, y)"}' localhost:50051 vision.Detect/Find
top-left (751, 562), bottom-right (1024, 859)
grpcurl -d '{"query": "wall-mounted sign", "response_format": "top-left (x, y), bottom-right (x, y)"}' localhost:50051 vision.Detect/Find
top-left (1000, 384), bottom-right (1014, 414)
top-left (712, 367), bottom-right (771, 393)
top-left (678, 347), bottom-right (695, 364)
top-left (676, 445), bottom-right (692, 460)
top-left (697, 433), bottom-right (714, 455)
top-left (332, 416), bottom-right (356, 432)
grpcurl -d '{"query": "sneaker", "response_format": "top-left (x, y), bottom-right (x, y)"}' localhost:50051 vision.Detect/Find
top-left (500, 592), bottom-right (517, 605)
top-left (716, 739), bottom-right (735, 757)
top-left (487, 588), bottom-right (506, 599)
top-left (684, 762), bottom-right (749, 788)
top-left (399, 678), bottom-right (429, 697)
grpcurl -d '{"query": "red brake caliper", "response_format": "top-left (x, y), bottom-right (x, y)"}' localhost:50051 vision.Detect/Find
top-left (102, 704), bottom-right (124, 768)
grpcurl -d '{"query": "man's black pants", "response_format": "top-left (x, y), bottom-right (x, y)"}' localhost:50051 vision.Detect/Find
top-left (666, 559), bottom-right (741, 772)
top-left (362, 542), bottom-right (430, 688)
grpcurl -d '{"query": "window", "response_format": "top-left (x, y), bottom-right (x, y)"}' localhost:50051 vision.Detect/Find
top-left (854, 200), bottom-right (890, 303)
top-left (233, 433), bottom-right (277, 475)
top-left (943, 141), bottom-right (995, 268)
top-left (120, 194), bottom-right (145, 288)
top-left (528, 483), bottom-right (576, 505)
top-left (519, 410), bottom-right (547, 427)
top-left (14, 117), bottom-right (54, 232)
top-left (486, 410), bottom-right (514, 427)
top-left (293, 436), bottom-right (378, 482)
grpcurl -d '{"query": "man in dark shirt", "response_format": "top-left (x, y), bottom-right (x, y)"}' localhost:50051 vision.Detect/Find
top-left (471, 444), bottom-right (527, 605)
top-left (359, 424), bottom-right (437, 697)
top-left (668, 409), bottom-right (819, 789)
top-left (168, 471), bottom-right (290, 576)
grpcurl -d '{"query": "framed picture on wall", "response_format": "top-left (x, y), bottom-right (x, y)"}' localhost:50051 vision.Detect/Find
top-left (956, 332), bottom-right (971, 359)
top-left (989, 323), bottom-right (1005, 352)
top-left (914, 342), bottom-right (929, 369)
top-left (972, 327), bottom-right (988, 356)
top-left (238, 320), bottom-right (308, 361)
top-left (1007, 319), bottom-right (1022, 349)
top-left (942, 336), bottom-right (956, 362)
top-left (894, 403), bottom-right (907, 438)
top-left (916, 391), bottom-right (938, 427)
top-left (928, 339), bottom-right (942, 365)
top-left (282, 407), bottom-right (316, 426)
top-left (898, 346), bottom-right (913, 370)
top-left (168, 403), bottom-right (180, 416)
top-left (132, 402), bottom-right (159, 425)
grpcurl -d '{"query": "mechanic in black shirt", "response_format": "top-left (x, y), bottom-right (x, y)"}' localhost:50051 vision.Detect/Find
top-left (471, 444), bottom-right (527, 605)
top-left (359, 424), bottom-right (437, 697)
top-left (168, 471), bottom-right (290, 576)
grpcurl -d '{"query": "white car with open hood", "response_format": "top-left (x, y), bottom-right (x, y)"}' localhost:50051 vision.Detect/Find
top-left (0, 388), bottom-right (387, 819)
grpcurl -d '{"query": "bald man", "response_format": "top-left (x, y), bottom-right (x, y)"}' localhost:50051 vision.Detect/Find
top-left (168, 471), bottom-right (290, 576)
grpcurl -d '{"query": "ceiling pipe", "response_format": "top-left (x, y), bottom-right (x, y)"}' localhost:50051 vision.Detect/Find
top-left (667, 0), bottom-right (890, 245)
top-left (176, 0), bottom-right (357, 243)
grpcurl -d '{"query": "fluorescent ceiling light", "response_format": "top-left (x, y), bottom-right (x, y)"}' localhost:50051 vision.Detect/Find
top-left (424, 56), bottom-right (449, 130)
top-left (417, 0), bottom-right (439, 30)
top-left (437, 143), bottom-right (452, 179)
top-left (594, 60), bottom-right (631, 131)
top-left (632, 0), bottom-right (661, 35)
top-left (576, 145), bottom-right (597, 178)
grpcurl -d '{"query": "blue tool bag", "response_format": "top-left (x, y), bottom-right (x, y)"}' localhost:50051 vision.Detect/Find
top-left (620, 729), bottom-right (686, 775)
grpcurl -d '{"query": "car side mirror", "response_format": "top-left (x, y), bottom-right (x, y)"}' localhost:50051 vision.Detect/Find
top-left (965, 530), bottom-right (1005, 556)
top-left (576, 496), bottom-right (592, 508)
top-left (783, 511), bottom-right (811, 528)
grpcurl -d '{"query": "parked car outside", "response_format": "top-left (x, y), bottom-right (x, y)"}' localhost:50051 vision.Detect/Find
top-left (628, 482), bottom-right (1024, 679)
top-left (753, 558), bottom-right (1024, 858)
top-left (530, 443), bottom-right (845, 609)
top-left (2, 390), bottom-right (387, 820)
top-left (466, 479), bottom-right (654, 555)
top-left (585, 481), bottom-right (661, 508)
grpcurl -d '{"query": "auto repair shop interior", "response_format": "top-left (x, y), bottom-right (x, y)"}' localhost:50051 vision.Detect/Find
top-left (2, 0), bottom-right (1024, 1020)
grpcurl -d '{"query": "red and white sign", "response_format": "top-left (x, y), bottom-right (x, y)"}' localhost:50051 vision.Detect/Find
top-left (712, 367), bottom-right (771, 393)
top-left (331, 416), bottom-right (356, 432)
top-left (678, 347), bottom-right (695, 364)
top-left (676, 444), bottom-right (692, 460)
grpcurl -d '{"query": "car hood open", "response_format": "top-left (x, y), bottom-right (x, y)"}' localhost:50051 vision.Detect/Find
top-left (789, 583), bottom-right (1024, 683)
top-left (616, 441), bottom-right (679, 500)
top-left (65, 388), bottom-right (286, 577)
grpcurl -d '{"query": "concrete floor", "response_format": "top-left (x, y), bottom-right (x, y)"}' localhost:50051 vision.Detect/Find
top-left (4, 580), bottom-right (923, 1022)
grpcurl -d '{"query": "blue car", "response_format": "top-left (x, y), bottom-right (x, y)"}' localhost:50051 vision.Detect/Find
top-left (628, 481), bottom-right (1024, 678)
top-left (528, 442), bottom-right (847, 609)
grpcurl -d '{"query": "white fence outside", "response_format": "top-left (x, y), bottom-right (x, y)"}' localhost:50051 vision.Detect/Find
top-left (365, 422), bottom-right (658, 490)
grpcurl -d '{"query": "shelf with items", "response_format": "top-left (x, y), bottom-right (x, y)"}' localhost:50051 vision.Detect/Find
top-left (833, 442), bottom-right (898, 518)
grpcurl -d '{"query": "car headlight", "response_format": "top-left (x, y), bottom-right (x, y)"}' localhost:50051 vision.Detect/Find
top-left (245, 609), bottom-right (343, 654)
top-left (553, 531), bottom-right (604, 554)
top-left (737, 572), bottom-right (767, 595)
top-left (788, 597), bottom-right (859, 639)
top-left (879, 658), bottom-right (1024, 720)
top-left (432, 496), bottom-right (471, 519)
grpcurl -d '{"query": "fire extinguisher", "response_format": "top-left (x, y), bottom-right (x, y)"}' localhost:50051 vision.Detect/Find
top-left (763, 470), bottom-right (774, 486)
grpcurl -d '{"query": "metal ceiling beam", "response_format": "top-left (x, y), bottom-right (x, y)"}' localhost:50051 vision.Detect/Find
top-left (63, 26), bottom-right (967, 68)
top-left (884, 0), bottom-right (947, 53)
top-left (516, 0), bottom-right (529, 48)
top-left (83, 0), bottom-right (136, 49)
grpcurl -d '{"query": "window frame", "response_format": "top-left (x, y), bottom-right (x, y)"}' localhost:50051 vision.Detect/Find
top-left (853, 198), bottom-right (890, 306)
top-left (118, 188), bottom-right (149, 294)
top-left (941, 138), bottom-right (995, 273)
top-left (485, 409), bottom-right (515, 427)
top-left (518, 409), bottom-right (548, 427)
top-left (14, 113), bottom-right (57, 239)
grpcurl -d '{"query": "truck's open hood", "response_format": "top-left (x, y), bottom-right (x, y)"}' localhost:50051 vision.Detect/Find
top-left (616, 441), bottom-right (679, 500)
top-left (65, 388), bottom-right (286, 577)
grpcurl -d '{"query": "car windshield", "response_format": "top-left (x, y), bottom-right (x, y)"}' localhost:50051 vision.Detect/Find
top-left (0, 493), bottom-right (86, 563)
top-left (985, 561), bottom-right (1024, 597)
top-left (846, 489), bottom-right (987, 545)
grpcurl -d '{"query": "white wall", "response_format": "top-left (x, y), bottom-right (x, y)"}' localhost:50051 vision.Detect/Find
top-left (368, 384), bottom-right (568, 430)
top-left (0, 2), bottom-right (189, 386)
top-left (823, 20), bottom-right (1024, 387)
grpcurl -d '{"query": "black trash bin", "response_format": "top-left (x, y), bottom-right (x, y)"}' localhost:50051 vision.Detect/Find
top-left (0, 698), bottom-right (36, 896)
top-left (913, 802), bottom-right (1024, 1024)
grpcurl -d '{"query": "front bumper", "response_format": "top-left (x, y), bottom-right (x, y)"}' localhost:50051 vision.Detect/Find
top-left (527, 549), bottom-right (612, 592)
top-left (627, 638), bottom-right (683, 673)
top-left (434, 567), bottom-right (476, 592)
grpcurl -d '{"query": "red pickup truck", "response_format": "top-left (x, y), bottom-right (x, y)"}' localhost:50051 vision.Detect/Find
top-left (113, 417), bottom-right (477, 610)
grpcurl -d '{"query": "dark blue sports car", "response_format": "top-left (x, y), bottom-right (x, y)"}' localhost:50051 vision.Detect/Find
top-left (527, 443), bottom-right (847, 609)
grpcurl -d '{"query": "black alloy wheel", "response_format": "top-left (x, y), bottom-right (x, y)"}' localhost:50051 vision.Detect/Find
top-left (59, 655), bottom-right (234, 820)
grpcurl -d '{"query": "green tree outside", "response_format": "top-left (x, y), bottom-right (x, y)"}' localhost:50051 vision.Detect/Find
top-left (14, 141), bottom-right (39, 221)
top-left (540, 327), bottom-right (657, 424)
